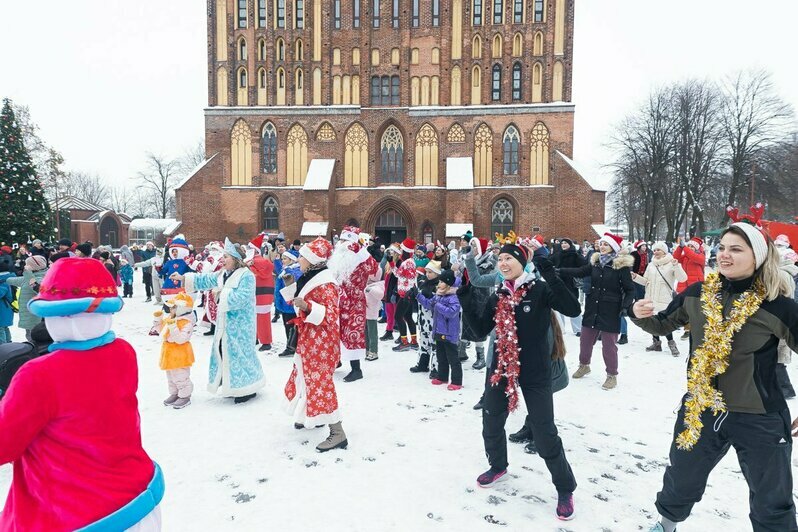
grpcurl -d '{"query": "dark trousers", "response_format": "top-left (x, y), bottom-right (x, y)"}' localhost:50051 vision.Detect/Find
top-left (395, 297), bottom-right (417, 338)
top-left (142, 271), bottom-right (153, 298)
top-left (482, 377), bottom-right (577, 494)
top-left (656, 404), bottom-right (796, 531)
top-left (282, 312), bottom-right (297, 349)
top-left (435, 340), bottom-right (462, 385)
top-left (123, 283), bottom-right (133, 297)
top-left (653, 333), bottom-right (674, 342)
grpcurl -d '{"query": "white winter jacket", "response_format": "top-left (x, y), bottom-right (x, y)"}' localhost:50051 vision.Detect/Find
top-left (633, 254), bottom-right (687, 313)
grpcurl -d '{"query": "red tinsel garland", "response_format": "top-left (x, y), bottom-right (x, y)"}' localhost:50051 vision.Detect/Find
top-left (491, 284), bottom-right (529, 412)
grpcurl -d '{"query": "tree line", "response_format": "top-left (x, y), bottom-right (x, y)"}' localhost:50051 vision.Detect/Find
top-left (609, 69), bottom-right (796, 242)
top-left (13, 103), bottom-right (204, 220)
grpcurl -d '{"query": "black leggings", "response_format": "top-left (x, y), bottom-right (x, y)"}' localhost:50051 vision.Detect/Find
top-left (654, 333), bottom-right (674, 342)
top-left (395, 297), bottom-right (417, 338)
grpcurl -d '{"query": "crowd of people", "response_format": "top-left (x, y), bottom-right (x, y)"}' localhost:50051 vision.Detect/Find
top-left (1, 205), bottom-right (798, 530)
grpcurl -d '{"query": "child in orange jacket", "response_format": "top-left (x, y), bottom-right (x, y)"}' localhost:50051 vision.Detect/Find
top-left (154, 292), bottom-right (196, 409)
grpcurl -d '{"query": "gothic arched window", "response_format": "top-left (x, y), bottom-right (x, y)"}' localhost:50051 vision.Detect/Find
top-left (380, 125), bottom-right (404, 184)
top-left (491, 199), bottom-right (514, 236)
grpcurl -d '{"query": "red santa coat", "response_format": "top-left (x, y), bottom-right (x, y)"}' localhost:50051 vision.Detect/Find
top-left (0, 339), bottom-right (157, 531)
top-left (673, 245), bottom-right (706, 293)
top-left (250, 255), bottom-right (275, 345)
top-left (339, 245), bottom-right (379, 362)
top-left (280, 268), bottom-right (342, 425)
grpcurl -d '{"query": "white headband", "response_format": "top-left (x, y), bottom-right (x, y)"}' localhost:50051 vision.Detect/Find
top-left (731, 223), bottom-right (768, 269)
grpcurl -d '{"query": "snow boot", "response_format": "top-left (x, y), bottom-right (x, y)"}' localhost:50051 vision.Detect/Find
top-left (572, 364), bottom-right (591, 379)
top-left (365, 351), bottom-right (378, 361)
top-left (645, 339), bottom-right (662, 352)
top-left (617, 333), bottom-right (628, 345)
top-left (316, 422), bottom-right (348, 452)
top-left (234, 393), bottom-right (256, 404)
top-left (343, 361), bottom-right (363, 382)
top-left (458, 341), bottom-right (469, 362)
top-left (203, 324), bottom-right (216, 336)
top-left (476, 467), bottom-right (507, 488)
top-left (680, 329), bottom-right (690, 340)
top-left (508, 425), bottom-right (533, 444)
top-left (392, 337), bottom-right (408, 351)
top-left (379, 330), bottom-right (394, 341)
top-left (472, 346), bottom-right (486, 370)
top-left (259, 344), bottom-right (272, 352)
top-left (649, 517), bottom-right (678, 532)
top-left (473, 397), bottom-right (484, 410)
top-left (556, 492), bottom-right (575, 521)
top-left (409, 364), bottom-right (428, 373)
top-left (667, 340), bottom-right (680, 357)
top-left (271, 312), bottom-right (280, 323)
top-left (524, 441), bottom-right (538, 454)
top-left (172, 396), bottom-right (191, 409)
top-left (163, 394), bottom-right (178, 406)
top-left (602, 374), bottom-right (617, 390)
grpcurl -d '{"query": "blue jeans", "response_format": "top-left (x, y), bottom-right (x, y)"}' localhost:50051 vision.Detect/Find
top-left (0, 326), bottom-right (10, 344)
top-left (620, 316), bottom-right (628, 335)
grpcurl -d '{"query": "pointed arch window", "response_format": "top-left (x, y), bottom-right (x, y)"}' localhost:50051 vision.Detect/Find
top-left (237, 67), bottom-right (249, 105)
top-left (533, 31), bottom-right (544, 55)
top-left (491, 199), bottom-right (514, 235)
top-left (286, 124), bottom-right (308, 186)
top-left (512, 62), bottom-right (522, 101)
top-left (276, 38), bottom-right (285, 61)
top-left (474, 123), bottom-right (493, 185)
top-left (512, 32), bottom-right (523, 56)
top-left (421, 222), bottom-right (434, 244)
top-left (492, 34), bottom-right (503, 58)
top-left (344, 123), bottom-right (369, 186)
top-left (295, 39), bottom-right (304, 60)
top-left (257, 38), bottom-right (266, 61)
top-left (238, 37), bottom-right (247, 61)
top-left (491, 64), bottom-right (501, 101)
top-left (380, 125), bottom-right (404, 184)
top-left (471, 65), bottom-right (482, 105)
top-left (472, 34), bottom-right (482, 58)
top-left (447, 123), bottom-right (466, 143)
top-left (450, 66), bottom-right (462, 106)
top-left (263, 196), bottom-right (279, 230)
top-left (553, 61), bottom-right (564, 101)
top-left (503, 125), bottom-right (520, 175)
top-left (530, 122), bottom-right (550, 185)
top-left (276, 67), bottom-right (286, 104)
top-left (532, 62), bottom-right (543, 102)
top-left (257, 67), bottom-right (268, 105)
top-left (261, 122), bottom-right (277, 173)
top-left (295, 68), bottom-right (304, 105)
top-left (231, 120), bottom-right (252, 185)
top-left (415, 123), bottom-right (439, 186)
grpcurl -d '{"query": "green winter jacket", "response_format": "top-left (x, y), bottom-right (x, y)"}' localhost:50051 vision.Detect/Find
top-left (7, 269), bottom-right (47, 330)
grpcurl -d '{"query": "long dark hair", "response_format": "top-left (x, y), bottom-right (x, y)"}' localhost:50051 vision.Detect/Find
top-left (550, 312), bottom-right (566, 360)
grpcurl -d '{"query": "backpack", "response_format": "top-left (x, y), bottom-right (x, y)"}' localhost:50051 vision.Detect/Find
top-left (0, 342), bottom-right (39, 400)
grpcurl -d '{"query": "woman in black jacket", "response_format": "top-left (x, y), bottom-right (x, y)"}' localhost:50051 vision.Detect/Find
top-left (558, 233), bottom-right (635, 390)
top-left (553, 238), bottom-right (586, 335)
top-left (465, 241), bottom-right (581, 521)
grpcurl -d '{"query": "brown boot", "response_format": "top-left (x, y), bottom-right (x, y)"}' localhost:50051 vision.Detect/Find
top-left (316, 422), bottom-right (348, 453)
top-left (572, 364), bottom-right (591, 379)
top-left (645, 339), bottom-right (662, 352)
top-left (602, 374), bottom-right (617, 390)
top-left (667, 340), bottom-right (680, 357)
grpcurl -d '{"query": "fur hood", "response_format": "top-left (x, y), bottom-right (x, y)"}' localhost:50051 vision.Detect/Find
top-left (590, 251), bottom-right (634, 270)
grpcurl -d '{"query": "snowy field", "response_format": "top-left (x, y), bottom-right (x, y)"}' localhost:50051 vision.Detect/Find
top-left (2, 270), bottom-right (796, 531)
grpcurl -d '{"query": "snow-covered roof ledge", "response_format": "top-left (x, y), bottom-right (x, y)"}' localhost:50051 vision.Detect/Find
top-left (446, 157), bottom-right (474, 190)
top-left (303, 159), bottom-right (336, 191)
top-left (129, 218), bottom-right (178, 232)
top-left (556, 151), bottom-right (606, 192)
top-left (163, 220), bottom-right (182, 236)
top-left (301, 221), bottom-right (329, 237)
top-left (445, 223), bottom-right (473, 238)
top-left (175, 153), bottom-right (218, 191)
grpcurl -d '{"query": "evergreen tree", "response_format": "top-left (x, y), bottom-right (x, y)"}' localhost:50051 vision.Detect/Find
top-left (0, 98), bottom-right (52, 244)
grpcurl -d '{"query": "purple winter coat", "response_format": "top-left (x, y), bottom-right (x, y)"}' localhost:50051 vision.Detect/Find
top-left (416, 290), bottom-right (461, 345)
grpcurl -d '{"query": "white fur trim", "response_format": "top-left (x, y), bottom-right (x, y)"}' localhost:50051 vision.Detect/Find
top-left (282, 353), bottom-right (342, 425)
top-left (600, 235), bottom-right (621, 253)
top-left (299, 245), bottom-right (324, 265)
top-left (732, 222), bottom-right (768, 269)
top-left (255, 304), bottom-right (273, 314)
top-left (340, 344), bottom-right (364, 363)
top-left (401, 243), bottom-right (413, 253)
top-left (297, 268), bottom-right (338, 299)
top-left (304, 301), bottom-right (326, 326)
top-left (340, 229), bottom-right (360, 242)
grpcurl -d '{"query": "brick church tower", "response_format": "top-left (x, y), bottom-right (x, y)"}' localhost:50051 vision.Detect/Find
top-left (175, 0), bottom-right (605, 244)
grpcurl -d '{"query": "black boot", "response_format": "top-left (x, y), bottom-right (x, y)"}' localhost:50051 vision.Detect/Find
top-left (411, 353), bottom-right (430, 373)
top-left (472, 346), bottom-right (486, 370)
top-left (259, 344), bottom-right (272, 352)
top-left (379, 330), bottom-right (394, 341)
top-left (618, 333), bottom-right (628, 345)
top-left (458, 341), bottom-right (468, 362)
top-left (509, 425), bottom-right (533, 444)
top-left (234, 393), bottom-right (256, 404)
top-left (343, 360), bottom-right (363, 382)
top-left (523, 440), bottom-right (538, 454)
top-left (204, 324), bottom-right (216, 336)
top-left (472, 395), bottom-right (484, 410)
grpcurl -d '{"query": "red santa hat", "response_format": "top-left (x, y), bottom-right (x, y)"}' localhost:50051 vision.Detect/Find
top-left (633, 240), bottom-right (647, 249)
top-left (400, 238), bottom-right (416, 254)
top-left (469, 237), bottom-right (491, 258)
top-left (28, 257), bottom-right (124, 317)
top-left (340, 225), bottom-right (362, 243)
top-left (528, 234), bottom-right (545, 251)
top-left (600, 232), bottom-right (623, 253)
top-left (687, 236), bottom-right (704, 250)
top-left (249, 233), bottom-right (265, 250)
top-left (299, 237), bottom-right (334, 265)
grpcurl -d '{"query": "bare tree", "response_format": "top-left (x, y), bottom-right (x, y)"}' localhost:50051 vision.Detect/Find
top-left (177, 139), bottom-right (206, 176)
top-left (59, 171), bottom-right (110, 207)
top-left (111, 186), bottom-right (155, 218)
top-left (138, 153), bottom-right (180, 219)
top-left (720, 70), bottom-right (794, 207)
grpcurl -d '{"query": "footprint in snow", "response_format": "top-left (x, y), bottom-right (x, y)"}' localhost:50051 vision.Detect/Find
top-left (305, 461), bottom-right (318, 468)
top-left (395, 442), bottom-right (406, 448)
top-left (588, 447), bottom-right (599, 454)
top-left (233, 492), bottom-right (255, 503)
top-left (521, 494), bottom-right (546, 504)
top-left (594, 493), bottom-right (609, 502)
top-left (257, 478), bottom-right (268, 484)
top-left (426, 513), bottom-right (443, 522)
top-left (487, 495), bottom-right (506, 505)
top-left (601, 473), bottom-right (617, 481)
top-left (362, 456), bottom-right (376, 462)
top-left (216, 474), bottom-right (230, 482)
top-left (483, 515), bottom-right (507, 526)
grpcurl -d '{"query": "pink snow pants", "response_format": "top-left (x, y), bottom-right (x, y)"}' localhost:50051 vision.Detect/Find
top-left (166, 368), bottom-right (193, 398)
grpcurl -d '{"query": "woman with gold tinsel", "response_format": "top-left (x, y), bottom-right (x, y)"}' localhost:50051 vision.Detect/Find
top-left (631, 211), bottom-right (798, 532)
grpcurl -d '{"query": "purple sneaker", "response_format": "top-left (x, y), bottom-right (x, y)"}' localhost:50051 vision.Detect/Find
top-left (476, 468), bottom-right (507, 488)
top-left (556, 492), bottom-right (574, 521)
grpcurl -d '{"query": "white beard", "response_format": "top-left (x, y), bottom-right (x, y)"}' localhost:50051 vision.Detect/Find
top-left (327, 241), bottom-right (362, 285)
top-left (45, 314), bottom-right (113, 343)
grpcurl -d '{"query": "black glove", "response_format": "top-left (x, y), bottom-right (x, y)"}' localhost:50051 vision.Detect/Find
top-left (532, 255), bottom-right (554, 274)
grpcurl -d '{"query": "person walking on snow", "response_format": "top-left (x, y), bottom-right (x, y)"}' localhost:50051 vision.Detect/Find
top-left (364, 267), bottom-right (384, 361)
top-left (631, 241), bottom-right (686, 356)
top-left (392, 238), bottom-right (419, 352)
top-left (280, 237), bottom-right (348, 452)
top-left (153, 292), bottom-right (196, 409)
top-left (246, 234), bottom-right (275, 352)
top-left (417, 268), bottom-right (463, 390)
top-left (328, 226), bottom-right (379, 382)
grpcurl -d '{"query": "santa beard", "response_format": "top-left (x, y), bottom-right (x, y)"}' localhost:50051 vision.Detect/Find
top-left (327, 240), bottom-right (362, 285)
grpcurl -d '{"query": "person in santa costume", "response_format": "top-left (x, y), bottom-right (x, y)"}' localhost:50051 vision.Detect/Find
top-left (0, 257), bottom-right (164, 531)
top-left (245, 233), bottom-right (275, 352)
top-left (280, 237), bottom-right (348, 452)
top-left (159, 235), bottom-right (195, 300)
top-left (328, 226), bottom-right (380, 382)
top-left (392, 238), bottom-right (420, 352)
top-left (172, 238), bottom-right (265, 404)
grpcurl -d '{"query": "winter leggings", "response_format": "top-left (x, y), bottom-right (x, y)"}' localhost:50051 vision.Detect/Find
top-left (365, 319), bottom-right (378, 353)
top-left (656, 405), bottom-right (797, 531)
top-left (384, 302), bottom-right (396, 332)
top-left (578, 326), bottom-right (619, 375)
top-left (436, 340), bottom-right (462, 385)
top-left (0, 327), bottom-right (10, 344)
top-left (395, 297), bottom-right (417, 339)
top-left (556, 311), bottom-right (582, 335)
top-left (482, 377), bottom-right (576, 494)
top-left (123, 283), bottom-right (133, 297)
top-left (166, 367), bottom-right (193, 398)
top-left (142, 271), bottom-right (153, 298)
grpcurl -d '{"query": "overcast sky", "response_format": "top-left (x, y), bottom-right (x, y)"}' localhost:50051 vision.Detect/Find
top-left (1, 0), bottom-right (796, 191)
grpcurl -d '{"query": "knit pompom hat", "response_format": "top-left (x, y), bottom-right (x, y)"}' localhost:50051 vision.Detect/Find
top-left (651, 241), bottom-right (669, 254)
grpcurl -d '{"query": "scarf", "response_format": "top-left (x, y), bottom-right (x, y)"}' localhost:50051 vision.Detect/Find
top-left (491, 282), bottom-right (529, 412)
top-left (637, 250), bottom-right (648, 275)
top-left (598, 251), bottom-right (617, 268)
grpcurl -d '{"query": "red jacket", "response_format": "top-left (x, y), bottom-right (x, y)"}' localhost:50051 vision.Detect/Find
top-left (0, 339), bottom-right (155, 532)
top-left (250, 256), bottom-right (275, 313)
top-left (673, 245), bottom-right (705, 293)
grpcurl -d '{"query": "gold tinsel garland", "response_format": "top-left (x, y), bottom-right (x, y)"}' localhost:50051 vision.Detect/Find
top-left (677, 272), bottom-right (765, 450)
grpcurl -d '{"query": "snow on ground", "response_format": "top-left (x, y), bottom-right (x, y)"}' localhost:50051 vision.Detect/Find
top-left (2, 271), bottom-right (796, 531)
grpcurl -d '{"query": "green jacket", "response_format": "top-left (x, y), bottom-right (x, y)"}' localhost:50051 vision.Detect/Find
top-left (7, 269), bottom-right (47, 330)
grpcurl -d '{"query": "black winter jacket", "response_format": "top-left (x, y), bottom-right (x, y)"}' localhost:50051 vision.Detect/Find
top-left (459, 253), bottom-right (497, 342)
top-left (553, 248), bottom-right (586, 300)
top-left (465, 260), bottom-right (580, 387)
top-left (559, 252), bottom-right (635, 333)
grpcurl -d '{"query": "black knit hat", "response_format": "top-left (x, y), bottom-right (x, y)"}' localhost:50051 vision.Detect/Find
top-left (76, 242), bottom-right (93, 257)
top-left (57, 238), bottom-right (72, 247)
top-left (499, 243), bottom-right (528, 268)
top-left (438, 269), bottom-right (456, 287)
